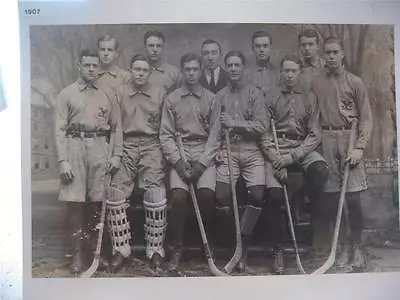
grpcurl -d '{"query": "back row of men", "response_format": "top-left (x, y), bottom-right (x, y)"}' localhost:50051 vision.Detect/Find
top-left (54, 29), bottom-right (372, 276)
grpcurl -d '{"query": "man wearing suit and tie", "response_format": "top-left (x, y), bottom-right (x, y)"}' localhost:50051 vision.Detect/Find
top-left (200, 39), bottom-right (229, 94)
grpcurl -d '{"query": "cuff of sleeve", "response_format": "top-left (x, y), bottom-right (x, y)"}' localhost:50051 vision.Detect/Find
top-left (112, 147), bottom-right (123, 157)
top-left (57, 153), bottom-right (67, 162)
top-left (170, 155), bottom-right (181, 166)
top-left (291, 149), bottom-right (304, 163)
top-left (355, 142), bottom-right (366, 150)
top-left (197, 156), bottom-right (210, 168)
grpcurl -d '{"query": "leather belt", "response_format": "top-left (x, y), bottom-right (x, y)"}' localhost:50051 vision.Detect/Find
top-left (322, 125), bottom-right (351, 131)
top-left (66, 130), bottom-right (109, 138)
top-left (277, 133), bottom-right (303, 141)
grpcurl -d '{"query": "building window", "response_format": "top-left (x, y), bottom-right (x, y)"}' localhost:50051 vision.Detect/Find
top-left (34, 160), bottom-right (40, 169)
top-left (44, 159), bottom-right (49, 169)
top-left (44, 139), bottom-right (49, 150)
top-left (32, 137), bottom-right (39, 151)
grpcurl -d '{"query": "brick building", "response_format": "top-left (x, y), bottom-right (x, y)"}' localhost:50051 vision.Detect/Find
top-left (31, 90), bottom-right (58, 181)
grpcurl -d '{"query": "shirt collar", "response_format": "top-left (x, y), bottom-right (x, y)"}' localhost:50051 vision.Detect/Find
top-left (150, 60), bottom-right (166, 73)
top-left (128, 83), bottom-right (151, 97)
top-left (280, 83), bottom-right (302, 94)
top-left (256, 59), bottom-right (274, 71)
top-left (77, 78), bottom-right (98, 91)
top-left (180, 84), bottom-right (202, 98)
top-left (326, 65), bottom-right (345, 77)
top-left (205, 66), bottom-right (220, 77)
top-left (98, 64), bottom-right (119, 77)
top-left (228, 77), bottom-right (247, 92)
top-left (301, 56), bottom-right (322, 68)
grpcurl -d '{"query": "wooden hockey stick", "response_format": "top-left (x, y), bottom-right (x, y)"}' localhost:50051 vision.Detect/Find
top-left (271, 118), bottom-right (306, 274)
top-left (222, 107), bottom-right (243, 273)
top-left (312, 120), bottom-right (358, 274)
top-left (80, 132), bottom-right (114, 278)
top-left (176, 133), bottom-right (227, 276)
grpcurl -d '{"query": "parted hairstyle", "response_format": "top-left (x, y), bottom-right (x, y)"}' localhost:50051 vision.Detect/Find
top-left (251, 31), bottom-right (273, 45)
top-left (323, 36), bottom-right (344, 50)
top-left (130, 53), bottom-right (150, 68)
top-left (97, 34), bottom-right (119, 50)
top-left (201, 39), bottom-right (222, 53)
top-left (180, 53), bottom-right (202, 69)
top-left (224, 50), bottom-right (246, 66)
top-left (280, 54), bottom-right (302, 69)
top-left (297, 29), bottom-right (320, 44)
top-left (79, 49), bottom-right (98, 63)
top-left (144, 30), bottom-right (166, 44)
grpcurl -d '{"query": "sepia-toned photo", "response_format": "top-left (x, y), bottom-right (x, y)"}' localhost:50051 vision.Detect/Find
top-left (30, 23), bottom-right (398, 279)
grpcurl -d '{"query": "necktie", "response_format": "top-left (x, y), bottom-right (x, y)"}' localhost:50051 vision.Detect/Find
top-left (210, 70), bottom-right (216, 89)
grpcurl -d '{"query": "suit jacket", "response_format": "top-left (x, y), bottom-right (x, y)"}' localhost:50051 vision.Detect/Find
top-left (200, 66), bottom-right (229, 94)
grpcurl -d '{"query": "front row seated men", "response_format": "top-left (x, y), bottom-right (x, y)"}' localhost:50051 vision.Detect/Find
top-left (160, 53), bottom-right (217, 271)
top-left (111, 53), bottom-right (168, 272)
top-left (202, 51), bottom-right (268, 273)
top-left (261, 54), bottom-right (328, 274)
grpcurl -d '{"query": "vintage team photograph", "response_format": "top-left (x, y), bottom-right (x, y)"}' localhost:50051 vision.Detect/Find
top-left (30, 23), bottom-right (398, 278)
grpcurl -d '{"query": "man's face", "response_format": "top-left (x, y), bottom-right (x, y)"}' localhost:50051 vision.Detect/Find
top-left (252, 36), bottom-right (271, 62)
top-left (226, 56), bottom-right (244, 83)
top-left (78, 56), bottom-right (99, 83)
top-left (299, 36), bottom-right (319, 60)
top-left (145, 36), bottom-right (164, 63)
top-left (281, 60), bottom-right (300, 88)
top-left (324, 42), bottom-right (344, 70)
top-left (182, 59), bottom-right (201, 86)
top-left (131, 60), bottom-right (150, 87)
top-left (98, 40), bottom-right (117, 66)
top-left (201, 43), bottom-right (221, 70)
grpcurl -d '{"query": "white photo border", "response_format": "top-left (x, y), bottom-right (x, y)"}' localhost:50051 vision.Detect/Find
top-left (19, 1), bottom-right (400, 299)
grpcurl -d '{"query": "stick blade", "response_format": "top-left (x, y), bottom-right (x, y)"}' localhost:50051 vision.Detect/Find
top-left (79, 259), bottom-right (99, 278)
top-left (311, 253), bottom-right (335, 275)
top-left (223, 248), bottom-right (242, 274)
top-left (208, 261), bottom-right (229, 277)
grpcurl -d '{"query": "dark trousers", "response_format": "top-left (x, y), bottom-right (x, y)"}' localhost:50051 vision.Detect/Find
top-left (313, 191), bottom-right (364, 246)
top-left (167, 188), bottom-right (215, 249)
top-left (265, 161), bottom-right (329, 249)
top-left (65, 202), bottom-right (111, 257)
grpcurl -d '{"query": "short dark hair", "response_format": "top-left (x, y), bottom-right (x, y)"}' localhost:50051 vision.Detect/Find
top-left (280, 54), bottom-right (302, 69)
top-left (224, 50), bottom-right (246, 66)
top-left (180, 53), bottom-right (202, 69)
top-left (201, 39), bottom-right (222, 53)
top-left (79, 49), bottom-right (98, 63)
top-left (130, 53), bottom-right (150, 68)
top-left (97, 34), bottom-right (118, 50)
top-left (298, 29), bottom-right (320, 44)
top-left (144, 30), bottom-right (165, 45)
top-left (251, 31), bottom-right (272, 45)
top-left (323, 36), bottom-right (344, 50)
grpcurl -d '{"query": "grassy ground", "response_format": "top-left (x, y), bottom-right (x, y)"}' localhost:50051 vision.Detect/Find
top-left (31, 180), bottom-right (400, 278)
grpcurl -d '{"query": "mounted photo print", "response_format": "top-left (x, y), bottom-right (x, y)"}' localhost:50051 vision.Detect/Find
top-left (19, 1), bottom-right (400, 300)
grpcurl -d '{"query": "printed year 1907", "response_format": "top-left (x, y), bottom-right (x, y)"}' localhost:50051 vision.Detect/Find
top-left (25, 8), bottom-right (40, 15)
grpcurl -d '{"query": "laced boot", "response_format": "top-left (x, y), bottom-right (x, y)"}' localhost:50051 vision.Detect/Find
top-left (272, 247), bottom-right (284, 275)
top-left (167, 247), bottom-right (183, 272)
top-left (351, 243), bottom-right (367, 271)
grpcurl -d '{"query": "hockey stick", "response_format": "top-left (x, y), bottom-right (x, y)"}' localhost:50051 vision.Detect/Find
top-left (80, 131), bottom-right (114, 278)
top-left (221, 106), bottom-right (243, 274)
top-left (271, 118), bottom-right (306, 274)
top-left (312, 120), bottom-right (358, 274)
top-left (176, 133), bottom-right (227, 276)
